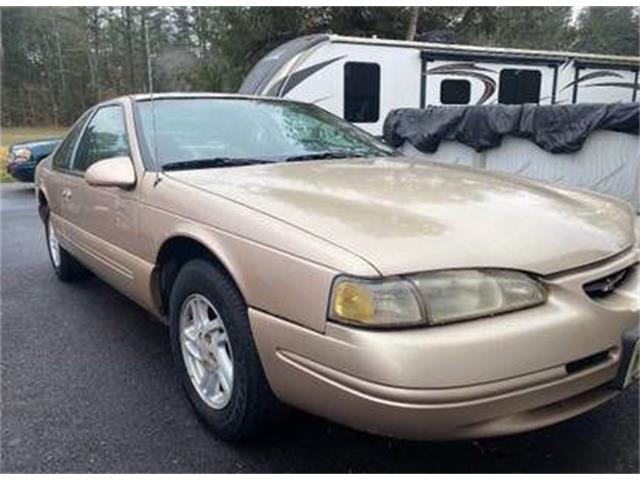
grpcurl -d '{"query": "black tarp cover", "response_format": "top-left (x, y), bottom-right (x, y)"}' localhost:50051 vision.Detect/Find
top-left (383, 103), bottom-right (639, 154)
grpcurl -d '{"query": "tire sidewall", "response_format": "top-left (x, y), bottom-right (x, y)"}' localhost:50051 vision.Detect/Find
top-left (43, 208), bottom-right (89, 282)
top-left (44, 211), bottom-right (63, 277)
top-left (169, 260), bottom-right (253, 435)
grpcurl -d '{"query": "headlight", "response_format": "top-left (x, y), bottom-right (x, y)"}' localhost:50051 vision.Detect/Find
top-left (12, 148), bottom-right (31, 163)
top-left (329, 270), bottom-right (545, 328)
top-left (411, 269), bottom-right (546, 325)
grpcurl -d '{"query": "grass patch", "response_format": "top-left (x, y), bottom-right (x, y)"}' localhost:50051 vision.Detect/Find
top-left (1, 126), bottom-right (68, 183)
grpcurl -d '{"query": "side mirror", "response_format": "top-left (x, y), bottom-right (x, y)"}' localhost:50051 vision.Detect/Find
top-left (85, 156), bottom-right (136, 189)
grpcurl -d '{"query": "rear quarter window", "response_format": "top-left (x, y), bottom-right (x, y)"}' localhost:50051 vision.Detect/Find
top-left (52, 113), bottom-right (91, 171)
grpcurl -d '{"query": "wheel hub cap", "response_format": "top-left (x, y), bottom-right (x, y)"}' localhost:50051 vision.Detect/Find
top-left (179, 293), bottom-right (234, 410)
top-left (48, 218), bottom-right (61, 268)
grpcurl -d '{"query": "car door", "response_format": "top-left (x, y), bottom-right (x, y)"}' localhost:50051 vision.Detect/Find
top-left (46, 112), bottom-right (92, 245)
top-left (63, 102), bottom-right (141, 295)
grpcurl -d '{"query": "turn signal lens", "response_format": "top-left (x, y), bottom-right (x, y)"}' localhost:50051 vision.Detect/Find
top-left (333, 282), bottom-right (375, 322)
top-left (329, 277), bottom-right (423, 327)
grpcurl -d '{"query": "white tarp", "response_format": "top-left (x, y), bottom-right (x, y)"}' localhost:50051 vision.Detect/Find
top-left (400, 130), bottom-right (640, 212)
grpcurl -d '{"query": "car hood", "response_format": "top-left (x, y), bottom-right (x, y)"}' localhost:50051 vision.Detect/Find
top-left (168, 157), bottom-right (635, 276)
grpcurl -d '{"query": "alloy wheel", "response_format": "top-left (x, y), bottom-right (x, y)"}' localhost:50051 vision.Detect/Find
top-left (179, 293), bottom-right (234, 409)
top-left (48, 218), bottom-right (61, 268)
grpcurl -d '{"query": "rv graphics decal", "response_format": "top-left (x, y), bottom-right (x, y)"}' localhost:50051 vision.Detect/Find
top-left (580, 82), bottom-right (640, 91)
top-left (561, 70), bottom-right (625, 92)
top-left (426, 63), bottom-right (497, 105)
top-left (267, 55), bottom-right (346, 97)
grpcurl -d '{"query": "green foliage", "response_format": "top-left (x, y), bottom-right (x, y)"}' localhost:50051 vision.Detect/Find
top-left (1, 6), bottom-right (638, 127)
top-left (490, 7), bottom-right (574, 50)
top-left (572, 7), bottom-right (639, 56)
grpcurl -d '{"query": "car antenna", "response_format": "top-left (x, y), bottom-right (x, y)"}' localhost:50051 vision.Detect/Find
top-left (145, 22), bottom-right (161, 187)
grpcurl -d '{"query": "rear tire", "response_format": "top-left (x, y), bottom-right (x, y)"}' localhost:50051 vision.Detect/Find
top-left (44, 211), bottom-right (89, 282)
top-left (169, 258), bottom-right (284, 441)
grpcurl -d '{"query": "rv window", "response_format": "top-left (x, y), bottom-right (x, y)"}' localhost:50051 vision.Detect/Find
top-left (499, 69), bottom-right (541, 104)
top-left (440, 79), bottom-right (471, 105)
top-left (344, 62), bottom-right (380, 123)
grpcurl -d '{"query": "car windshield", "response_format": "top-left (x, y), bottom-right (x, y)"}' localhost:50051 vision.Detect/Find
top-left (135, 98), bottom-right (393, 169)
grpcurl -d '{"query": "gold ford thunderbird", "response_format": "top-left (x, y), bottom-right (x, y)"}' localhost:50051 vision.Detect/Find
top-left (35, 93), bottom-right (640, 441)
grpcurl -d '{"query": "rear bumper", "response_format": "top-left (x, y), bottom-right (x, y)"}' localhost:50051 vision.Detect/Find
top-left (250, 249), bottom-right (639, 440)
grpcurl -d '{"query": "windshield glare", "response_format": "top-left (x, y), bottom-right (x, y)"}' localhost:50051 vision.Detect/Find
top-left (135, 98), bottom-right (393, 168)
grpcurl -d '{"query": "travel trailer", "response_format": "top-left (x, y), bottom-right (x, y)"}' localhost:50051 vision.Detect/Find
top-left (239, 34), bottom-right (640, 135)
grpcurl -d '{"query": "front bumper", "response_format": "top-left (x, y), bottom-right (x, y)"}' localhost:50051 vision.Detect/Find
top-left (7, 161), bottom-right (36, 182)
top-left (250, 248), bottom-right (639, 440)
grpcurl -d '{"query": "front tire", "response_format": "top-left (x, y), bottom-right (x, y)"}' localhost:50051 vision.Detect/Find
top-left (169, 259), bottom-right (283, 441)
top-left (45, 213), bottom-right (88, 282)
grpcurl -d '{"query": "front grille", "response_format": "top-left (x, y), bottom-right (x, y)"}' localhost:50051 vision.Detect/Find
top-left (583, 267), bottom-right (630, 299)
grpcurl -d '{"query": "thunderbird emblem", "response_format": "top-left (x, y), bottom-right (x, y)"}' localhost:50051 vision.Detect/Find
top-left (602, 277), bottom-right (616, 293)
top-left (601, 270), bottom-right (626, 294)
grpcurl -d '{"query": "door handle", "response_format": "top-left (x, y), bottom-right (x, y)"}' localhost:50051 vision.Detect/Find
top-left (62, 189), bottom-right (72, 200)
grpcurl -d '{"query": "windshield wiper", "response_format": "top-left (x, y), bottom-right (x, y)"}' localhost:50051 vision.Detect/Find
top-left (284, 151), bottom-right (372, 163)
top-left (162, 157), bottom-right (270, 171)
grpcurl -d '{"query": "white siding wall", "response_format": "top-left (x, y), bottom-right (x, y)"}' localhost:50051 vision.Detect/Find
top-left (283, 43), bottom-right (422, 135)
top-left (424, 60), bottom-right (556, 106)
top-left (576, 68), bottom-right (637, 103)
top-left (279, 41), bottom-right (638, 136)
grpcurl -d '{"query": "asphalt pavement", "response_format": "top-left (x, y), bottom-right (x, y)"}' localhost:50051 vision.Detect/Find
top-left (1, 182), bottom-right (638, 473)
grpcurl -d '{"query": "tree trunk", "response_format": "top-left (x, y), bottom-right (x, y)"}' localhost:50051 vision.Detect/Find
top-left (404, 7), bottom-right (419, 41)
top-left (139, 8), bottom-right (149, 91)
top-left (52, 18), bottom-right (67, 123)
top-left (45, 67), bottom-right (59, 126)
top-left (124, 6), bottom-right (136, 92)
top-left (89, 8), bottom-right (102, 101)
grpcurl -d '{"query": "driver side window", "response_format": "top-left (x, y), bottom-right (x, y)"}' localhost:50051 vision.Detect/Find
top-left (73, 105), bottom-right (129, 172)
